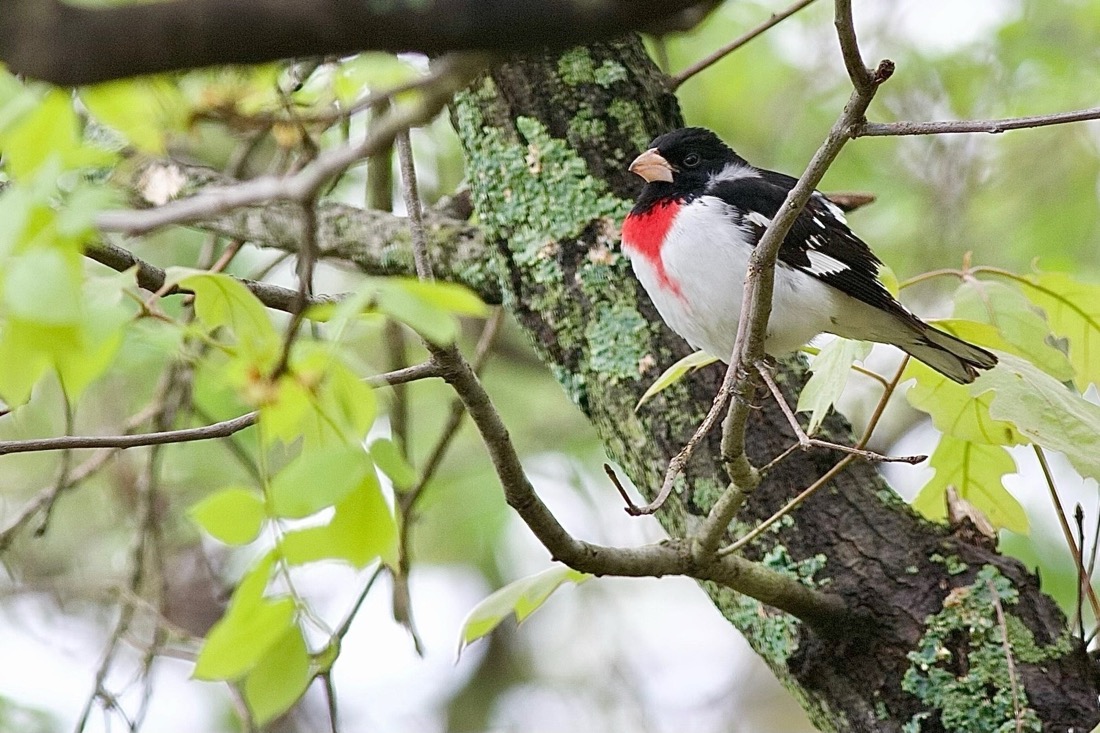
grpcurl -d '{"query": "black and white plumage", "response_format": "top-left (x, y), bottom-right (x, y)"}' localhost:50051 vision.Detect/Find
top-left (620, 127), bottom-right (997, 384)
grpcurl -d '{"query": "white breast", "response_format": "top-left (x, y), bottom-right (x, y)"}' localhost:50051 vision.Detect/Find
top-left (625, 196), bottom-right (841, 361)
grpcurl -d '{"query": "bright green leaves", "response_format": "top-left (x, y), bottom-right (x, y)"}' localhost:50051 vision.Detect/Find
top-left (899, 270), bottom-right (1100, 534)
top-left (0, 89), bottom-right (116, 179)
top-left (952, 278), bottom-right (1074, 382)
top-left (80, 77), bottom-right (188, 154)
top-left (317, 277), bottom-right (488, 348)
top-left (192, 560), bottom-right (313, 723)
top-left (269, 445), bottom-right (373, 518)
top-left (1017, 272), bottom-right (1100, 389)
top-left (797, 338), bottom-right (871, 435)
top-left (242, 625), bottom-right (312, 725)
top-left (975, 354), bottom-right (1100, 483)
top-left (458, 566), bottom-right (590, 656)
top-left (189, 487), bottom-right (266, 545)
top-left (370, 438), bottom-right (418, 490)
top-left (280, 474), bottom-right (398, 568)
top-left (913, 437), bottom-right (1025, 534)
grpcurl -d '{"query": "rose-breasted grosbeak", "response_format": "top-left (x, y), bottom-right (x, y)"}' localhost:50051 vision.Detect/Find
top-left (621, 127), bottom-right (997, 384)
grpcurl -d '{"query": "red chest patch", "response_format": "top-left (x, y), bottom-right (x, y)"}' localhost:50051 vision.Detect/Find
top-left (621, 200), bottom-right (683, 298)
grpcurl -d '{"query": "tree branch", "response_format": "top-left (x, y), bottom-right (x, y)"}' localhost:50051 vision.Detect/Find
top-left (671, 0), bottom-right (820, 89)
top-left (854, 105), bottom-right (1100, 137)
top-left (0, 0), bottom-right (714, 85)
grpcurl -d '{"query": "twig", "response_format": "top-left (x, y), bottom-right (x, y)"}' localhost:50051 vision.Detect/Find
top-left (1034, 446), bottom-right (1100, 621)
top-left (720, 355), bottom-right (910, 557)
top-left (855, 106), bottom-right (1100, 137)
top-left (755, 362), bottom-right (924, 464)
top-left (1073, 505), bottom-right (1087, 640)
top-left (988, 579), bottom-right (1025, 733)
top-left (671, 0), bottom-right (820, 89)
top-left (624, 357), bottom-right (740, 515)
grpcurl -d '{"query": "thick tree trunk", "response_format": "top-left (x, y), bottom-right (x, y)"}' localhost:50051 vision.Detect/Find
top-left (451, 38), bottom-right (1100, 731)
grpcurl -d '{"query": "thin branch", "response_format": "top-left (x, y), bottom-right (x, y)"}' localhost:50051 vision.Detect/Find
top-left (1034, 445), bottom-right (1100, 621)
top-left (671, 0), bottom-right (819, 89)
top-left (0, 363), bottom-right (440, 457)
top-left (625, 357), bottom-right (740, 515)
top-left (834, 0), bottom-right (873, 92)
top-left (855, 106), bottom-right (1100, 137)
top-left (95, 54), bottom-right (487, 236)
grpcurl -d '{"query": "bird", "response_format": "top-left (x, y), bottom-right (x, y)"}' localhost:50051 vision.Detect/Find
top-left (620, 127), bottom-right (997, 384)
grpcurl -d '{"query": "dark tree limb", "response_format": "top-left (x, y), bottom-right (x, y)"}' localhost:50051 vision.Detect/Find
top-left (0, 0), bottom-right (715, 85)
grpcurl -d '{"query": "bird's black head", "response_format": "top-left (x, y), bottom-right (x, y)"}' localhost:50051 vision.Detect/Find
top-left (628, 127), bottom-right (743, 210)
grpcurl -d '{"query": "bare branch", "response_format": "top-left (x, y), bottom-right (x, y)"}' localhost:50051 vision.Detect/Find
top-left (855, 105), bottom-right (1100, 137)
top-left (671, 0), bottom-right (820, 89)
top-left (95, 54), bottom-right (486, 235)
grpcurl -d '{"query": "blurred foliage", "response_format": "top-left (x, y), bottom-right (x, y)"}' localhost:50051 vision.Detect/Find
top-left (0, 1), bottom-right (1099, 731)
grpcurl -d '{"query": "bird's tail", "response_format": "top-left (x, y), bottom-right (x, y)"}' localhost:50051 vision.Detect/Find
top-left (898, 323), bottom-right (998, 384)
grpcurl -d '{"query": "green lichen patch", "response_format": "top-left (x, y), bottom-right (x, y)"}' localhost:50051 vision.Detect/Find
top-left (585, 301), bottom-right (650, 384)
top-left (929, 552), bottom-right (968, 576)
top-left (557, 48), bottom-right (628, 88)
top-left (1003, 614), bottom-right (1073, 664)
top-left (607, 98), bottom-right (654, 153)
top-left (761, 545), bottom-right (828, 588)
top-left (902, 565), bottom-right (1041, 733)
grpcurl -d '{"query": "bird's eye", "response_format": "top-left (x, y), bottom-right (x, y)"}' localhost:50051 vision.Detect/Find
top-left (682, 153), bottom-right (701, 168)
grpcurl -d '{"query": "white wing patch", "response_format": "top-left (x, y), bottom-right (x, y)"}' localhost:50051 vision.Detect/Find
top-left (805, 249), bottom-right (850, 276)
top-left (812, 193), bottom-right (848, 225)
top-left (745, 210), bottom-right (772, 229)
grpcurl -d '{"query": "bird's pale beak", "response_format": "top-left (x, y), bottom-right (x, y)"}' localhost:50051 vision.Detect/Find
top-left (628, 148), bottom-right (674, 183)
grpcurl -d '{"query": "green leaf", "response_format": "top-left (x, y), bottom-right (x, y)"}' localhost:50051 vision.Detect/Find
top-left (797, 338), bottom-right (872, 435)
top-left (974, 353), bottom-right (1100, 483)
top-left (904, 321), bottom-right (1022, 445)
top-left (80, 77), bottom-right (185, 154)
top-left (396, 279), bottom-right (490, 318)
top-left (171, 270), bottom-right (279, 363)
top-left (269, 445), bottom-right (373, 519)
top-left (369, 438), bottom-right (417, 490)
top-left (190, 487), bottom-right (266, 545)
top-left (1018, 272), bottom-right (1100, 390)
top-left (193, 596), bottom-right (296, 681)
top-left (0, 89), bottom-right (115, 178)
top-left (636, 350), bottom-right (718, 410)
top-left (372, 280), bottom-right (457, 345)
top-left (912, 435), bottom-right (1025, 534)
top-left (457, 566), bottom-right (590, 657)
top-left (953, 279), bottom-right (1074, 382)
top-left (242, 624), bottom-right (312, 725)
top-left (3, 248), bottom-right (83, 325)
top-left (279, 471), bottom-right (397, 567)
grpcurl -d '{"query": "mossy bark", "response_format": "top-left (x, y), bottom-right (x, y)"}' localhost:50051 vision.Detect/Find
top-left (451, 38), bottom-right (1100, 732)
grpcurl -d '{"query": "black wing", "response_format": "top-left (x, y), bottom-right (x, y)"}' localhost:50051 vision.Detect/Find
top-left (708, 170), bottom-right (907, 318)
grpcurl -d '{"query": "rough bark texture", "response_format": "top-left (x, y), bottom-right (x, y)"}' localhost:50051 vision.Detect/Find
top-left (450, 38), bottom-right (1100, 731)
